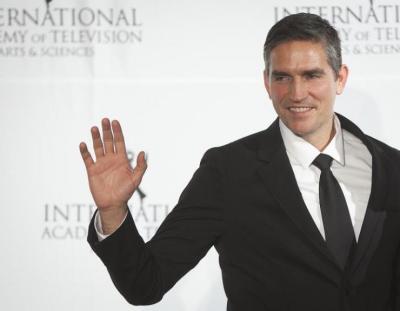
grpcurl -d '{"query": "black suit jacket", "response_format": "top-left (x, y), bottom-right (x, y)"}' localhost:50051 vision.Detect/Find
top-left (88, 114), bottom-right (400, 311)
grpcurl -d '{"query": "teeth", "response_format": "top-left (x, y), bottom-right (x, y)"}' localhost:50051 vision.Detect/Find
top-left (289, 107), bottom-right (312, 112)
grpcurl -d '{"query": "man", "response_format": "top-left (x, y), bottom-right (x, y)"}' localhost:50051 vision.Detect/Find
top-left (80, 13), bottom-right (400, 311)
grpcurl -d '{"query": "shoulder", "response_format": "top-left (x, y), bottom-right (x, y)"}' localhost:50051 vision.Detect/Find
top-left (338, 113), bottom-right (400, 162)
top-left (365, 134), bottom-right (400, 162)
top-left (200, 128), bottom-right (270, 165)
top-left (359, 134), bottom-right (400, 186)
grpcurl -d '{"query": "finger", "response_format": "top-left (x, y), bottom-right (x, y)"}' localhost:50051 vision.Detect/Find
top-left (137, 151), bottom-right (147, 171)
top-left (112, 120), bottom-right (127, 155)
top-left (132, 151), bottom-right (148, 183)
top-left (91, 126), bottom-right (104, 159)
top-left (102, 118), bottom-right (115, 154)
top-left (79, 142), bottom-right (94, 169)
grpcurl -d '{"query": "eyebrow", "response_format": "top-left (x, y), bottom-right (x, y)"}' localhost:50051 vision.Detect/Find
top-left (270, 71), bottom-right (290, 77)
top-left (271, 68), bottom-right (326, 77)
top-left (302, 68), bottom-right (326, 76)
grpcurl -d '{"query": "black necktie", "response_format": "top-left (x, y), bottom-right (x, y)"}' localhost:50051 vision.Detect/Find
top-left (313, 154), bottom-right (356, 269)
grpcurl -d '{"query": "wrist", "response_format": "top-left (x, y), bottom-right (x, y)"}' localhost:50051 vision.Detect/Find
top-left (98, 204), bottom-right (128, 235)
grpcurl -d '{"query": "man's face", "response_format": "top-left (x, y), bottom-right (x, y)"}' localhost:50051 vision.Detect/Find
top-left (264, 40), bottom-right (348, 148)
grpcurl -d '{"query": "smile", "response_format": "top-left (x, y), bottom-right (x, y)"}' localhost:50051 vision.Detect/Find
top-left (288, 107), bottom-right (314, 113)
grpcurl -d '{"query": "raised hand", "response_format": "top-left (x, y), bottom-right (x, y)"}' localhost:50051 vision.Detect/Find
top-left (79, 118), bottom-right (147, 233)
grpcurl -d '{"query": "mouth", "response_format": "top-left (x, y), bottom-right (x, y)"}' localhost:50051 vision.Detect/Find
top-left (287, 106), bottom-right (315, 113)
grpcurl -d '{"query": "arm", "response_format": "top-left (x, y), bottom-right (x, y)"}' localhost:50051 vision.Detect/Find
top-left (94, 210), bottom-right (128, 241)
top-left (80, 118), bottom-right (147, 235)
top-left (81, 119), bottom-right (224, 305)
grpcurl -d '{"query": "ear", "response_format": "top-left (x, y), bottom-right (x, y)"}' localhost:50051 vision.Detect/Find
top-left (336, 64), bottom-right (349, 95)
top-left (263, 69), bottom-right (272, 99)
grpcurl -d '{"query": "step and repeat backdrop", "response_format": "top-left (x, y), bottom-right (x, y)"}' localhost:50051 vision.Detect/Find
top-left (1, 0), bottom-right (399, 310)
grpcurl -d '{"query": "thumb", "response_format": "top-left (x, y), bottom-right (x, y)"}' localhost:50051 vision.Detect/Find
top-left (136, 151), bottom-right (147, 172)
top-left (131, 151), bottom-right (148, 186)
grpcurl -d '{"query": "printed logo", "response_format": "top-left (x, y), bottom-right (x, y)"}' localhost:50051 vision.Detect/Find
top-left (273, 0), bottom-right (400, 55)
top-left (0, 1), bottom-right (143, 58)
top-left (42, 150), bottom-right (171, 241)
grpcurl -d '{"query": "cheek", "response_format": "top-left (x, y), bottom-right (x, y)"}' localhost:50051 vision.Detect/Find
top-left (309, 80), bottom-right (336, 100)
top-left (269, 85), bottom-right (288, 104)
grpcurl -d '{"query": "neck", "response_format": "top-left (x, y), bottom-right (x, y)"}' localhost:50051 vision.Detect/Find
top-left (302, 119), bottom-right (336, 152)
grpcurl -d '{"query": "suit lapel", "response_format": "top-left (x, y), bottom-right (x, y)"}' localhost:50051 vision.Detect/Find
top-left (338, 115), bottom-right (388, 281)
top-left (349, 153), bottom-right (387, 279)
top-left (256, 119), bottom-right (340, 275)
top-left (255, 115), bottom-right (390, 284)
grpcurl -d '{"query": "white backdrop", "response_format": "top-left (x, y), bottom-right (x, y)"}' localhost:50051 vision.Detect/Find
top-left (1, 0), bottom-right (399, 310)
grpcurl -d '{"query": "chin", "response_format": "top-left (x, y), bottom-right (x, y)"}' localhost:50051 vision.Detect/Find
top-left (286, 121), bottom-right (313, 137)
top-left (292, 129), bottom-right (310, 138)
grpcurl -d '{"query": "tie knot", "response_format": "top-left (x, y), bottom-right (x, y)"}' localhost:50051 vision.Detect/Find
top-left (313, 154), bottom-right (333, 171)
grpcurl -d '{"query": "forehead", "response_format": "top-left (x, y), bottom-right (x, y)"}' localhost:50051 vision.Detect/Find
top-left (269, 40), bottom-right (330, 72)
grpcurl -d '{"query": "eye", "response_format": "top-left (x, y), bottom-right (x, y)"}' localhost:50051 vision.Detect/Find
top-left (273, 75), bottom-right (291, 82)
top-left (305, 73), bottom-right (321, 80)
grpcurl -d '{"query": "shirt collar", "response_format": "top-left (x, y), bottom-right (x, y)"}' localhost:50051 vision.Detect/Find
top-left (279, 114), bottom-right (345, 168)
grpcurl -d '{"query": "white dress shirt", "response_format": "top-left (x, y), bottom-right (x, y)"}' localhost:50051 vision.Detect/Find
top-left (95, 210), bottom-right (127, 241)
top-left (279, 115), bottom-right (372, 241)
top-left (96, 115), bottom-right (373, 243)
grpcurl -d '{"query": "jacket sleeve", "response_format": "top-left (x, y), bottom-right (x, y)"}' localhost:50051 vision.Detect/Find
top-left (87, 148), bottom-right (225, 305)
top-left (388, 147), bottom-right (400, 310)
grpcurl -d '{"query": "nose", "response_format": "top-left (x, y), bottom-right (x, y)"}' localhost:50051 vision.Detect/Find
top-left (289, 78), bottom-right (308, 102)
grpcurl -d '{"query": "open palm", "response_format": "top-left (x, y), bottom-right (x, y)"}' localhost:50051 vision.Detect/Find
top-left (79, 118), bottom-right (147, 211)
